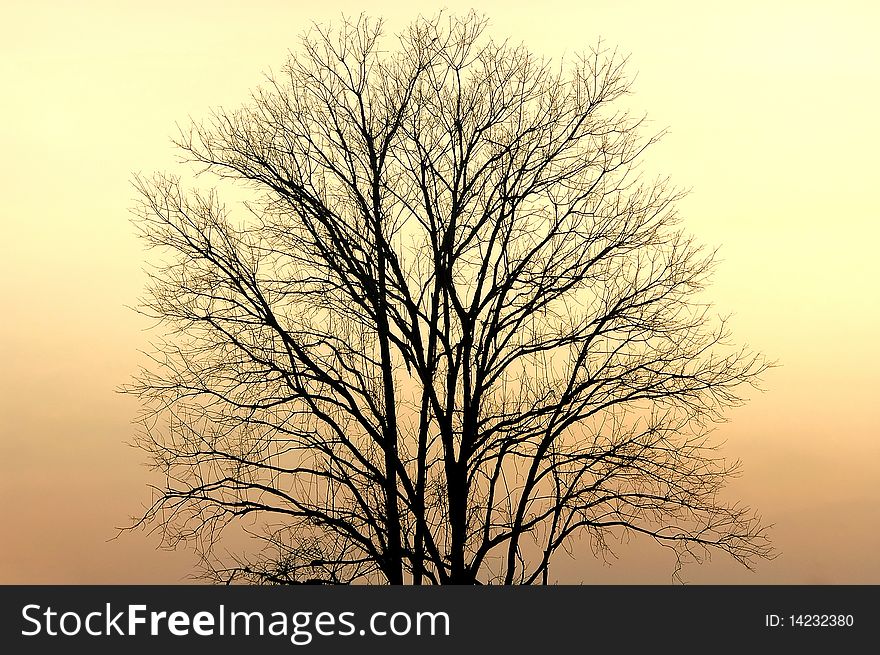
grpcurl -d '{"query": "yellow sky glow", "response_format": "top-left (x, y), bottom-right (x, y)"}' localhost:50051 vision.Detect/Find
top-left (1, 0), bottom-right (878, 583)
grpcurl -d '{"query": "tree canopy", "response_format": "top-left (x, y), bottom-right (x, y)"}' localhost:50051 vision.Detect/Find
top-left (128, 12), bottom-right (772, 584)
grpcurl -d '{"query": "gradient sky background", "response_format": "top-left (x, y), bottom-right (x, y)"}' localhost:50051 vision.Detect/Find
top-left (1, 0), bottom-right (878, 584)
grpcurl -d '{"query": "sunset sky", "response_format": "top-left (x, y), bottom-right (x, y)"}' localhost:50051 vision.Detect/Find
top-left (1, 0), bottom-right (878, 584)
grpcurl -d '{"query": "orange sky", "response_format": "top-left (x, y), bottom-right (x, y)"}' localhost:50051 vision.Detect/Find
top-left (1, 0), bottom-right (878, 583)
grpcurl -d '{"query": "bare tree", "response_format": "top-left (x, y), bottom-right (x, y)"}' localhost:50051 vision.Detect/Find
top-left (127, 13), bottom-right (772, 585)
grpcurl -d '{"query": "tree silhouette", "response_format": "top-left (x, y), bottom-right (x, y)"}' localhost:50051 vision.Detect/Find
top-left (127, 13), bottom-right (772, 584)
